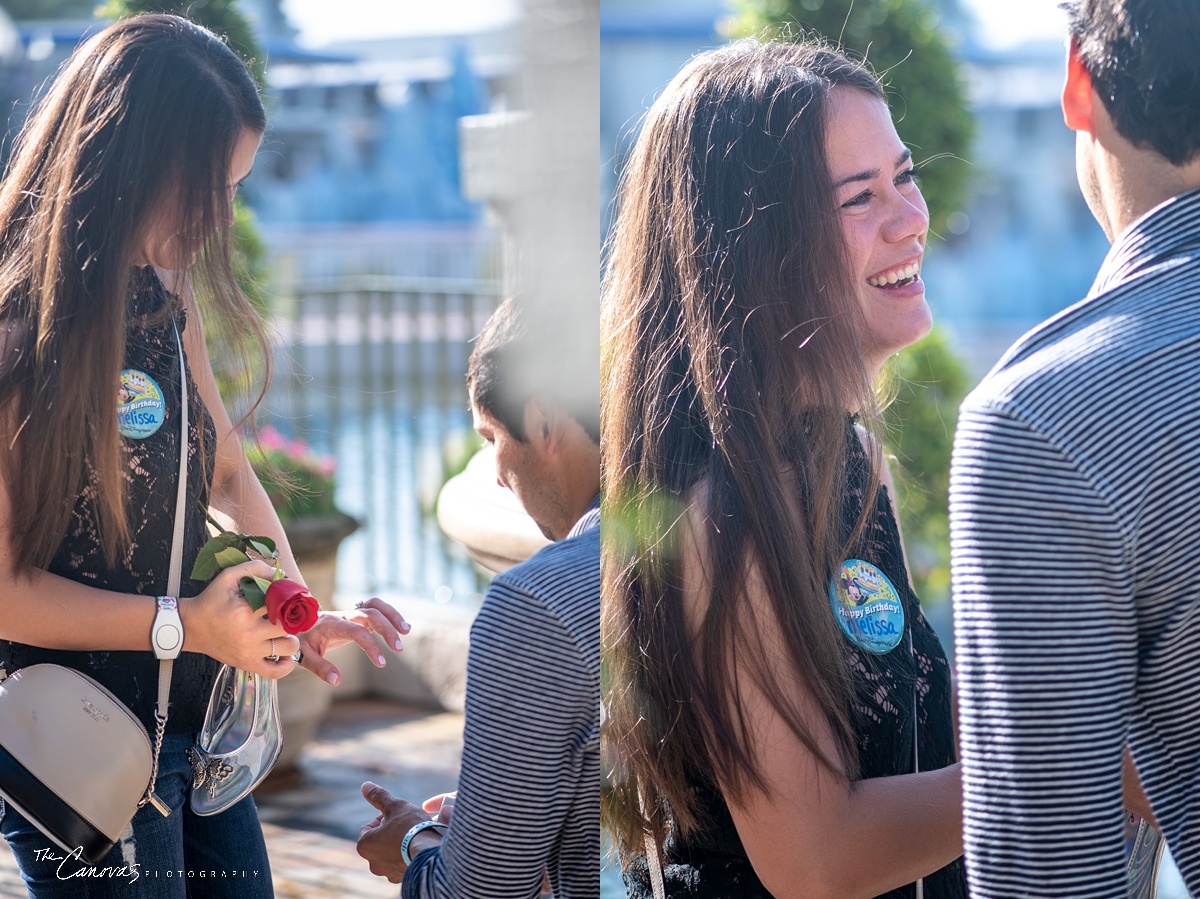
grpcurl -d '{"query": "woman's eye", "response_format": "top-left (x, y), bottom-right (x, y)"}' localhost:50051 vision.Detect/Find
top-left (896, 168), bottom-right (920, 186)
top-left (841, 190), bottom-right (872, 209)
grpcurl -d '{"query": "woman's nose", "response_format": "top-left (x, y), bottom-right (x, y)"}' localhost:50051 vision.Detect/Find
top-left (883, 186), bottom-right (929, 243)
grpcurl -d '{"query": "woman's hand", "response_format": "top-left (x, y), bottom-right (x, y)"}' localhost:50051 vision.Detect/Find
top-left (422, 791), bottom-right (456, 825)
top-left (296, 597), bottom-right (411, 685)
top-left (181, 559), bottom-right (299, 678)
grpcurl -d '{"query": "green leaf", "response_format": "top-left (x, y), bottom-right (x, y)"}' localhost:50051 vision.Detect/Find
top-left (239, 576), bottom-right (268, 611)
top-left (214, 546), bottom-right (251, 569)
top-left (191, 552), bottom-right (219, 582)
top-left (247, 537), bottom-right (276, 558)
top-left (191, 532), bottom-right (242, 580)
top-left (216, 532), bottom-right (241, 546)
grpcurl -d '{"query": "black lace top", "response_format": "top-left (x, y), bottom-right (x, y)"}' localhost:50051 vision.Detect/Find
top-left (624, 425), bottom-right (966, 899)
top-left (0, 268), bottom-right (220, 736)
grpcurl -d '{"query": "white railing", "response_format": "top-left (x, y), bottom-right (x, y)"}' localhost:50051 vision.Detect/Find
top-left (263, 274), bottom-right (503, 606)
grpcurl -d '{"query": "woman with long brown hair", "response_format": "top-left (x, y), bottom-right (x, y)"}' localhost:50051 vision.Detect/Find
top-left (602, 40), bottom-right (965, 898)
top-left (0, 15), bottom-right (407, 896)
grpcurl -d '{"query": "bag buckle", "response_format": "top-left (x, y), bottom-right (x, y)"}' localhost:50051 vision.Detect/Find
top-left (145, 791), bottom-right (170, 817)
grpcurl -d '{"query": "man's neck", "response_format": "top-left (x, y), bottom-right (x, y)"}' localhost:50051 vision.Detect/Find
top-left (1096, 145), bottom-right (1200, 241)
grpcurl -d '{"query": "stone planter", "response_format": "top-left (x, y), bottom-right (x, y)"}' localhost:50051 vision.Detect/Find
top-left (282, 512), bottom-right (360, 616)
top-left (272, 511), bottom-right (360, 774)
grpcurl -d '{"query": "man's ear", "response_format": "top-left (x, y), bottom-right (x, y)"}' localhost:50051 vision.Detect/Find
top-left (523, 397), bottom-right (551, 447)
top-left (1063, 39), bottom-right (1095, 133)
top-left (526, 397), bottom-right (563, 451)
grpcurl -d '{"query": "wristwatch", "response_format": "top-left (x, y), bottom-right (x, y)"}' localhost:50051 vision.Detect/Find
top-left (151, 596), bottom-right (184, 660)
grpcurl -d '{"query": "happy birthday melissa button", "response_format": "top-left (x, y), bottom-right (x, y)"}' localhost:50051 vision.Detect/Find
top-left (117, 369), bottom-right (167, 439)
top-left (828, 559), bottom-right (905, 654)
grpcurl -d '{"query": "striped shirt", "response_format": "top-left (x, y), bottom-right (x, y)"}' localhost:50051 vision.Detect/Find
top-left (403, 498), bottom-right (600, 899)
top-left (950, 187), bottom-right (1200, 898)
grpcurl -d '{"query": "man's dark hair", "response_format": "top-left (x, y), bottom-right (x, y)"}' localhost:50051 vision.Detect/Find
top-left (468, 297), bottom-right (600, 444)
top-left (1064, 0), bottom-right (1200, 166)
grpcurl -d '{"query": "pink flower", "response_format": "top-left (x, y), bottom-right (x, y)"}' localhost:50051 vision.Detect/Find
top-left (260, 426), bottom-right (287, 451)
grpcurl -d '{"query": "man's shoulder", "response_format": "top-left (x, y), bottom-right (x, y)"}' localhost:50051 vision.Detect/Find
top-left (484, 523), bottom-right (599, 638)
top-left (497, 521), bottom-right (598, 592)
top-left (964, 270), bottom-right (1200, 427)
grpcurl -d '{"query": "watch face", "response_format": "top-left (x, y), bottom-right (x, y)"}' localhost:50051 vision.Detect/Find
top-left (155, 623), bottom-right (182, 654)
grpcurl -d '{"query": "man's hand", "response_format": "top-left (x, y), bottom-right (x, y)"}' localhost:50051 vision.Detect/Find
top-left (297, 598), bottom-right (411, 685)
top-left (357, 781), bottom-right (443, 883)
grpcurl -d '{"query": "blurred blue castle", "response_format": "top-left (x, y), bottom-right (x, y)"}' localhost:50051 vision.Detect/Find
top-left (0, 1), bottom-right (515, 280)
top-left (246, 23), bottom-right (515, 226)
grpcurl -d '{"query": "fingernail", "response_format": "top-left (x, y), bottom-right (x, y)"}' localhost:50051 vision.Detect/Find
top-left (376, 655), bottom-right (386, 666)
top-left (393, 639), bottom-right (403, 651)
top-left (401, 622), bottom-right (411, 633)
top-left (327, 672), bottom-right (340, 685)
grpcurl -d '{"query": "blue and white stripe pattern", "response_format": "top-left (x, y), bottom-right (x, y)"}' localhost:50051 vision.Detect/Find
top-left (951, 188), bottom-right (1200, 898)
top-left (403, 499), bottom-right (600, 898)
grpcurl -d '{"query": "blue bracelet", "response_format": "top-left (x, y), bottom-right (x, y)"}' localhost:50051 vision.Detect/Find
top-left (401, 819), bottom-right (448, 866)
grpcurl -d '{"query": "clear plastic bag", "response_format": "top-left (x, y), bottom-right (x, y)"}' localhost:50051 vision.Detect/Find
top-left (186, 665), bottom-right (283, 816)
top-left (1126, 812), bottom-right (1167, 899)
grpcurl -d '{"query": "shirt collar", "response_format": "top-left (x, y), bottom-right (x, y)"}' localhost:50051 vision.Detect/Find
top-left (1089, 186), bottom-right (1200, 298)
top-left (566, 493), bottom-right (601, 539)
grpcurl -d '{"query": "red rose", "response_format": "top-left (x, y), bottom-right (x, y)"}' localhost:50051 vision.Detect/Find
top-left (264, 578), bottom-right (319, 635)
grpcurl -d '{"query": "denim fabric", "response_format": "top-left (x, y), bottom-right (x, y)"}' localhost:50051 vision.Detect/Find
top-left (0, 733), bottom-right (273, 898)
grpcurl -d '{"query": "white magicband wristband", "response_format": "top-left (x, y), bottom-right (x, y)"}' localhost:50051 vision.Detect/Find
top-left (400, 819), bottom-right (448, 866)
top-left (151, 595), bottom-right (184, 660)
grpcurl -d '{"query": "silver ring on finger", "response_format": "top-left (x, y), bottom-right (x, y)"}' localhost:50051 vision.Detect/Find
top-left (291, 649), bottom-right (304, 664)
top-left (268, 637), bottom-right (280, 663)
top-left (355, 600), bottom-right (367, 609)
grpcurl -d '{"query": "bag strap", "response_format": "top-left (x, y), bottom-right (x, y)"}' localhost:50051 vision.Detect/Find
top-left (640, 785), bottom-right (666, 899)
top-left (139, 317), bottom-right (187, 815)
top-left (166, 317), bottom-right (188, 602)
top-left (910, 629), bottom-right (924, 899)
top-left (644, 829), bottom-right (666, 899)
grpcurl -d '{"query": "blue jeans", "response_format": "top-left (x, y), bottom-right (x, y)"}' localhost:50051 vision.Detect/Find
top-left (0, 733), bottom-right (273, 898)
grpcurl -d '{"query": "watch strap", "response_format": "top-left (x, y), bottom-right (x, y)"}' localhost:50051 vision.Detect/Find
top-left (400, 819), bottom-right (448, 866)
top-left (151, 596), bottom-right (183, 660)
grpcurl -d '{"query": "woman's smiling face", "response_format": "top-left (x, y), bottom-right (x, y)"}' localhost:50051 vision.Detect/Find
top-left (825, 86), bottom-right (932, 378)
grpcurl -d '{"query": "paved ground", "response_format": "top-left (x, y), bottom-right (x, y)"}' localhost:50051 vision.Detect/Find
top-left (0, 699), bottom-right (464, 898)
